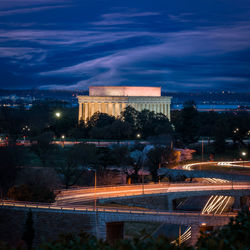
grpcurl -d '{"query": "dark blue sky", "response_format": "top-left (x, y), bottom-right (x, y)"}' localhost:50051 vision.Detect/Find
top-left (1, 0), bottom-right (250, 92)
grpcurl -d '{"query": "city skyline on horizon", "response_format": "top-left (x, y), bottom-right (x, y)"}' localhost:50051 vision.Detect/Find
top-left (0, 0), bottom-right (250, 92)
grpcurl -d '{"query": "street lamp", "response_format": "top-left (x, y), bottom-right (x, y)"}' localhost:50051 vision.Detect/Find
top-left (55, 112), bottom-right (61, 118)
top-left (136, 133), bottom-right (141, 139)
top-left (241, 151), bottom-right (247, 167)
top-left (61, 135), bottom-right (65, 147)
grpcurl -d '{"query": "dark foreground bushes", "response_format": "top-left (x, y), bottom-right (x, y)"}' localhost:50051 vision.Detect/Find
top-left (8, 184), bottom-right (55, 203)
top-left (0, 209), bottom-right (250, 250)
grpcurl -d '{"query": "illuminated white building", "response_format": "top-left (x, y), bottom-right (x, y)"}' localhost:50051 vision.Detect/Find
top-left (77, 86), bottom-right (172, 122)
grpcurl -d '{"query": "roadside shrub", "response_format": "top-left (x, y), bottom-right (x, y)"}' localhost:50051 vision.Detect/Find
top-left (7, 184), bottom-right (55, 203)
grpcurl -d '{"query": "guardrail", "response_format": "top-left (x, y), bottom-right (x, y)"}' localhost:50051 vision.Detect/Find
top-left (0, 200), bottom-right (236, 218)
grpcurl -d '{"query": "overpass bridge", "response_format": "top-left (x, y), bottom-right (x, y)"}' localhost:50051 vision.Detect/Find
top-left (1, 180), bottom-right (250, 245)
top-left (0, 201), bottom-right (234, 246)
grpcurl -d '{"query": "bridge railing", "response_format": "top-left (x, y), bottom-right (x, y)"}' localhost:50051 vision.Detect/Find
top-left (0, 200), bottom-right (237, 218)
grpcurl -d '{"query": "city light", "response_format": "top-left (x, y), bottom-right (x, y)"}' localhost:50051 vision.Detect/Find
top-left (61, 135), bottom-right (65, 139)
top-left (55, 112), bottom-right (61, 118)
top-left (233, 127), bottom-right (239, 133)
top-left (242, 151), bottom-right (247, 157)
top-left (136, 133), bottom-right (141, 139)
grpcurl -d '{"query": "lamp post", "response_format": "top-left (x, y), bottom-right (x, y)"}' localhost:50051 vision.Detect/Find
top-left (92, 169), bottom-right (98, 238)
top-left (136, 133), bottom-right (141, 139)
top-left (141, 159), bottom-right (145, 195)
top-left (201, 137), bottom-right (204, 162)
top-left (241, 151), bottom-right (247, 167)
top-left (61, 135), bottom-right (65, 147)
top-left (94, 169), bottom-right (97, 211)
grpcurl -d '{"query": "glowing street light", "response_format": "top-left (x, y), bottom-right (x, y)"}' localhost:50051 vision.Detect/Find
top-left (241, 151), bottom-right (247, 167)
top-left (61, 135), bottom-right (65, 147)
top-left (55, 112), bottom-right (61, 118)
top-left (136, 133), bottom-right (141, 139)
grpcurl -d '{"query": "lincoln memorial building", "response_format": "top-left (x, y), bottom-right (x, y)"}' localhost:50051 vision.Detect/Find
top-left (77, 86), bottom-right (172, 122)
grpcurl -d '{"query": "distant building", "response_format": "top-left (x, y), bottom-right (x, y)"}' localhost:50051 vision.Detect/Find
top-left (77, 86), bottom-right (172, 122)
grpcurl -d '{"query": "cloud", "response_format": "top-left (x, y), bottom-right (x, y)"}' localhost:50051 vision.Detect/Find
top-left (1, 2), bottom-right (250, 91)
top-left (0, 29), bottom-right (154, 47)
top-left (0, 5), bottom-right (70, 16)
top-left (0, 0), bottom-right (69, 10)
top-left (168, 13), bottom-right (194, 23)
top-left (91, 11), bottom-right (160, 26)
top-left (38, 22), bottom-right (250, 90)
top-left (0, 47), bottom-right (47, 63)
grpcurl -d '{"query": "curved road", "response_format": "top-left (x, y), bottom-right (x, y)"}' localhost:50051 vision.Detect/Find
top-left (55, 182), bottom-right (250, 205)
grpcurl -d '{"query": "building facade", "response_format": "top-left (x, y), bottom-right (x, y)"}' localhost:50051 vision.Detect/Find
top-left (77, 86), bottom-right (172, 122)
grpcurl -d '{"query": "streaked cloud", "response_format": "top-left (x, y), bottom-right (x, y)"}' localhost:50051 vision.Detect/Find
top-left (0, 0), bottom-right (250, 91)
top-left (0, 5), bottom-right (70, 16)
top-left (92, 11), bottom-right (160, 26)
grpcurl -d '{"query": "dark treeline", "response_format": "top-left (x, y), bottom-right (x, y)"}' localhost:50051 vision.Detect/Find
top-left (0, 100), bottom-right (249, 146)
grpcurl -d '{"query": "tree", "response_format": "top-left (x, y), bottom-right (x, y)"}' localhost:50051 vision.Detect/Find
top-left (174, 101), bottom-right (200, 145)
top-left (212, 116), bottom-right (229, 154)
top-left (87, 112), bottom-right (115, 129)
top-left (199, 111), bottom-right (219, 139)
top-left (227, 112), bottom-right (250, 147)
top-left (120, 106), bottom-right (138, 136)
top-left (0, 145), bottom-right (26, 198)
top-left (55, 143), bottom-right (97, 189)
top-left (136, 110), bottom-right (155, 138)
top-left (68, 121), bottom-right (87, 140)
top-left (153, 113), bottom-right (173, 136)
top-left (22, 210), bottom-right (35, 250)
top-left (146, 145), bottom-right (178, 182)
top-left (40, 231), bottom-right (191, 250)
top-left (109, 120), bottom-right (132, 139)
top-left (8, 184), bottom-right (55, 203)
top-left (97, 147), bottom-right (115, 170)
top-left (136, 110), bottom-right (173, 138)
top-left (196, 208), bottom-right (250, 249)
top-left (130, 149), bottom-right (145, 183)
top-left (30, 132), bottom-right (57, 167)
top-left (146, 146), bottom-right (166, 182)
top-left (111, 145), bottom-right (133, 168)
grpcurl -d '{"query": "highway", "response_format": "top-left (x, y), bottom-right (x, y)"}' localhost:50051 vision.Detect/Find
top-left (55, 182), bottom-right (250, 205)
top-left (182, 161), bottom-right (250, 171)
top-left (2, 161), bottom-right (250, 211)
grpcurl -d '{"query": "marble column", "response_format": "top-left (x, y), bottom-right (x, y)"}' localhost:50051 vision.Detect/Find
top-left (78, 103), bottom-right (82, 121)
top-left (156, 103), bottom-right (160, 113)
top-left (119, 103), bottom-right (123, 115)
top-left (101, 103), bottom-right (105, 113)
top-left (86, 102), bottom-right (90, 119)
top-left (108, 103), bottom-right (113, 116)
top-left (105, 103), bottom-right (108, 113)
top-left (168, 103), bottom-right (171, 120)
top-left (98, 103), bottom-right (101, 113)
top-left (154, 103), bottom-right (157, 113)
top-left (91, 103), bottom-right (95, 117)
top-left (121, 103), bottom-right (127, 112)
top-left (115, 103), bottom-right (120, 117)
top-left (94, 103), bottom-right (98, 115)
top-left (112, 103), bottom-right (116, 116)
top-left (81, 103), bottom-right (84, 121)
top-left (83, 103), bottom-right (86, 121)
